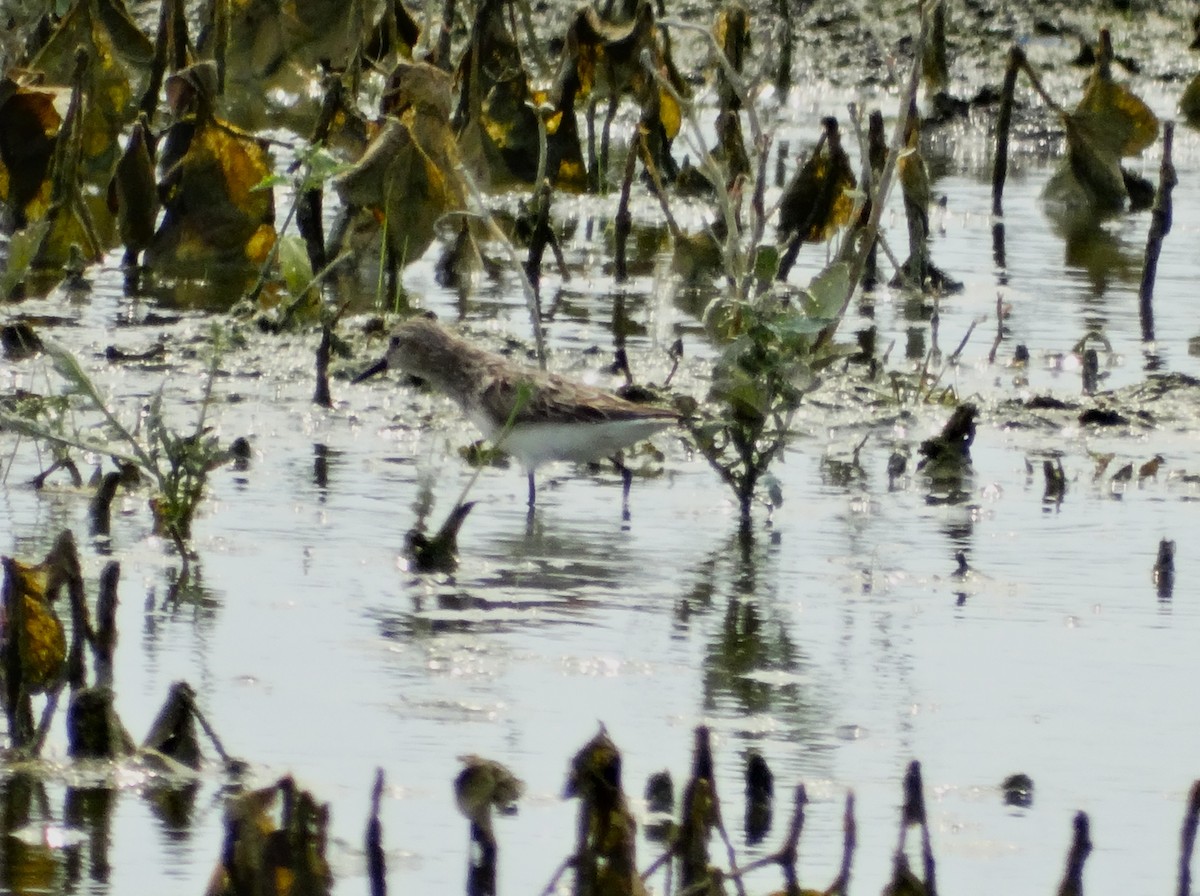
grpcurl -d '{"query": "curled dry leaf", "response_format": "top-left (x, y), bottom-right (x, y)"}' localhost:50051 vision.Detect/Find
top-left (107, 112), bottom-right (158, 260)
top-left (29, 0), bottom-right (153, 176)
top-left (336, 62), bottom-right (464, 268)
top-left (147, 66), bottom-right (277, 277)
top-left (1046, 31), bottom-right (1158, 216)
top-left (0, 79), bottom-right (63, 226)
top-left (778, 117), bottom-right (857, 244)
top-left (1, 559), bottom-right (67, 695)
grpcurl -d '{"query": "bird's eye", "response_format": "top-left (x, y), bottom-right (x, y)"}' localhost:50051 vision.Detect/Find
top-left (390, 336), bottom-right (401, 349)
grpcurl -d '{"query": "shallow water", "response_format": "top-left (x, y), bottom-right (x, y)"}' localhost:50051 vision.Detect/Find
top-left (5, 23), bottom-right (1200, 896)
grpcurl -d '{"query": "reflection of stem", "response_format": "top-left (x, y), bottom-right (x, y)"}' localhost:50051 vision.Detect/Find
top-left (725, 785), bottom-right (808, 880)
top-left (921, 318), bottom-right (980, 402)
top-left (167, 526), bottom-right (190, 597)
top-left (1179, 782), bottom-right (1200, 896)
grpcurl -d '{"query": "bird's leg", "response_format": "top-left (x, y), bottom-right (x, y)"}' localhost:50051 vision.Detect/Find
top-left (610, 454), bottom-right (633, 520)
top-left (527, 472), bottom-right (537, 508)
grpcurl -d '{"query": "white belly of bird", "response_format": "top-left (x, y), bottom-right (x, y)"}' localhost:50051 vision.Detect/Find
top-left (489, 419), bottom-right (673, 469)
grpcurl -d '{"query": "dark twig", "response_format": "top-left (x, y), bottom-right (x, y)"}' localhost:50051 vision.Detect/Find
top-left (95, 561), bottom-right (120, 688)
top-left (1179, 780), bottom-right (1200, 896)
top-left (614, 125), bottom-right (641, 282)
top-left (988, 293), bottom-right (1005, 364)
top-left (1057, 811), bottom-right (1092, 896)
top-left (828, 791), bottom-right (857, 895)
top-left (538, 856), bottom-right (575, 896)
top-left (367, 769), bottom-right (387, 896)
top-left (991, 46), bottom-right (1023, 218)
top-left (1139, 121), bottom-right (1176, 343)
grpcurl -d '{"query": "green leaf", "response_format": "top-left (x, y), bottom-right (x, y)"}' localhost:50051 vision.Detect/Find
top-left (299, 146), bottom-right (351, 191)
top-left (0, 221), bottom-right (51, 297)
top-left (753, 245), bottom-right (780, 281)
top-left (768, 315), bottom-right (831, 339)
top-left (278, 235), bottom-right (315, 298)
top-left (803, 261), bottom-right (850, 320)
top-left (0, 411), bottom-right (142, 466)
top-left (252, 173), bottom-right (288, 191)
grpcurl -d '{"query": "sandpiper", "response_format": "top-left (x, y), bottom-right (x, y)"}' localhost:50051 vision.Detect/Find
top-left (354, 317), bottom-right (680, 507)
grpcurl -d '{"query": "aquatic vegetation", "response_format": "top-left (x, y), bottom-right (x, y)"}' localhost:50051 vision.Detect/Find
top-left (776, 117), bottom-right (856, 282)
top-left (687, 264), bottom-right (852, 524)
top-left (0, 327), bottom-right (233, 555)
top-left (455, 754), bottom-right (523, 896)
top-left (27, 50), bottom-right (106, 273)
top-left (25, 0), bottom-right (153, 178)
top-left (107, 112), bottom-right (158, 267)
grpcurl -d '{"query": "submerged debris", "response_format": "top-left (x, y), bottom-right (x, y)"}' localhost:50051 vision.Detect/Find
top-left (1153, 538), bottom-right (1176, 600)
top-left (1001, 773), bottom-right (1035, 809)
top-left (917, 403), bottom-right (977, 475)
top-left (744, 750), bottom-right (773, 845)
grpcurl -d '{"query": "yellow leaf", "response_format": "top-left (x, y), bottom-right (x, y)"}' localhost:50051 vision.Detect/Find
top-left (658, 86), bottom-right (681, 140)
top-left (0, 84), bottom-right (61, 223)
top-left (147, 114), bottom-right (277, 274)
top-left (336, 66), bottom-right (465, 268)
top-left (5, 559), bottom-right (66, 694)
top-left (1074, 71), bottom-right (1158, 158)
top-left (275, 867), bottom-right (295, 896)
top-left (778, 120), bottom-right (857, 243)
top-left (30, 0), bottom-right (152, 176)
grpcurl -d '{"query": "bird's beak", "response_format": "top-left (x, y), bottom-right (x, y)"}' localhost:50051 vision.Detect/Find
top-left (352, 357), bottom-right (389, 383)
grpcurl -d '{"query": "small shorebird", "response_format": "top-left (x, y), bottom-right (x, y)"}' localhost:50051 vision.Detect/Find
top-left (354, 317), bottom-right (680, 507)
